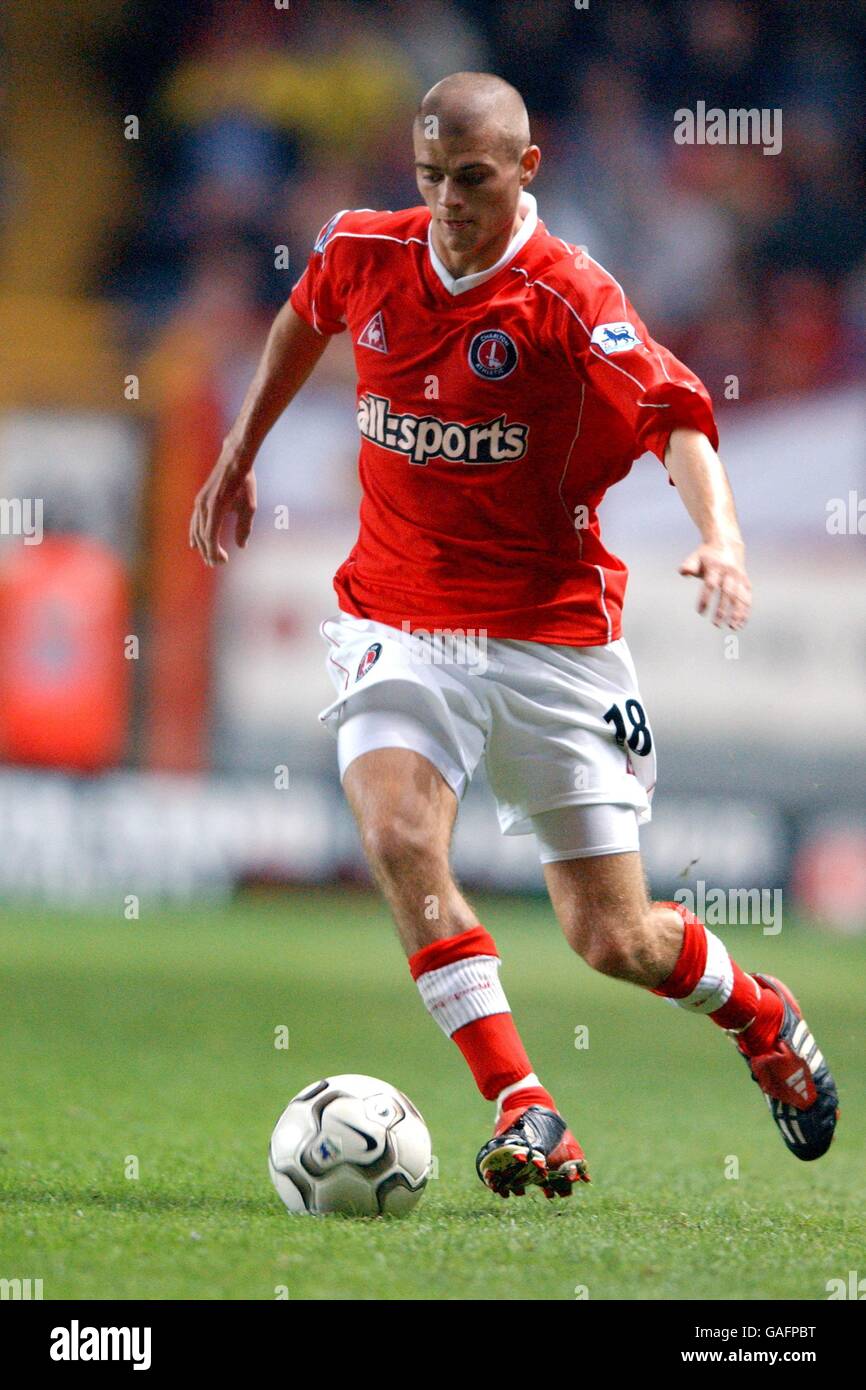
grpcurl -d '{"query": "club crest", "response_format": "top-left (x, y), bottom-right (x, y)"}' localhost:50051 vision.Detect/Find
top-left (356, 642), bottom-right (382, 680)
top-left (468, 329), bottom-right (518, 379)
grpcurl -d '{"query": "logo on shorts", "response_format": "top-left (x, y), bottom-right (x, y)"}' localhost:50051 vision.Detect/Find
top-left (468, 329), bottom-right (518, 379)
top-left (356, 642), bottom-right (382, 680)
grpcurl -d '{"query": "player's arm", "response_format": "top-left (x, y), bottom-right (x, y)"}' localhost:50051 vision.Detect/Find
top-left (558, 255), bottom-right (749, 630)
top-left (664, 427), bottom-right (751, 631)
top-left (189, 302), bottom-right (330, 566)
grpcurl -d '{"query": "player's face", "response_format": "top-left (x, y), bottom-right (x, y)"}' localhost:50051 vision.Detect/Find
top-left (413, 125), bottom-right (539, 274)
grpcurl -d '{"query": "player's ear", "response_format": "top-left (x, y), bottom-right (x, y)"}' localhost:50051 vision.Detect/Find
top-left (519, 145), bottom-right (541, 187)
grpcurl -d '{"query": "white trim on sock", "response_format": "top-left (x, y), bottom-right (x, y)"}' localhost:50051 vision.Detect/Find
top-left (725, 1017), bottom-right (757, 1035)
top-left (415, 953), bottom-right (510, 1037)
top-left (496, 1073), bottom-right (539, 1107)
top-left (495, 1072), bottom-right (540, 1121)
top-left (675, 928), bottom-right (735, 1014)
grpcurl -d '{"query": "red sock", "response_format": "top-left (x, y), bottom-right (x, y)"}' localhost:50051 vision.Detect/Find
top-left (734, 992), bottom-right (786, 1056)
top-left (651, 902), bottom-right (783, 1053)
top-left (409, 925), bottom-right (556, 1112)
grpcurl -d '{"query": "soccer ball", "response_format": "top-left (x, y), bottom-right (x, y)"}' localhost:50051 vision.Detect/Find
top-left (268, 1073), bottom-right (432, 1216)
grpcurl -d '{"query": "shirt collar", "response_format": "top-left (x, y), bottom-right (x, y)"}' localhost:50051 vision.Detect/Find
top-left (427, 191), bottom-right (538, 296)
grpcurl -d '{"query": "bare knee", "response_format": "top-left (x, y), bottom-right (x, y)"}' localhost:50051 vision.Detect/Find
top-left (563, 902), bottom-right (679, 985)
top-left (563, 906), bottom-right (638, 979)
top-left (341, 748), bottom-right (479, 945)
top-left (360, 813), bottom-right (441, 880)
top-left (545, 853), bottom-right (664, 983)
top-left (552, 891), bottom-right (627, 968)
top-left (344, 749), bottom-right (453, 878)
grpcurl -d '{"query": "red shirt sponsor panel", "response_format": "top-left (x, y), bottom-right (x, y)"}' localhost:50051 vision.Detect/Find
top-left (290, 200), bottom-right (718, 645)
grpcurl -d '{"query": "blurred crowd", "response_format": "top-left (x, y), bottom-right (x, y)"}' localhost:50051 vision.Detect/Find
top-left (101, 0), bottom-right (866, 405)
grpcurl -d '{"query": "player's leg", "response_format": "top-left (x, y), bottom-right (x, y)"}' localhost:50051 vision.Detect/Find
top-left (342, 745), bottom-right (476, 951)
top-left (536, 826), bottom-right (686, 986)
top-left (537, 823), bottom-right (839, 1160)
top-left (320, 613), bottom-right (588, 1197)
top-left (480, 624), bottom-right (837, 1163)
top-left (340, 738), bottom-right (585, 1197)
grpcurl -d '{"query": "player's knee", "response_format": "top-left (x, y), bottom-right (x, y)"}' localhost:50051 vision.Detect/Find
top-left (555, 895), bottom-right (622, 966)
top-left (556, 901), bottom-right (592, 958)
top-left (359, 814), bottom-right (444, 879)
top-left (581, 912), bottom-right (664, 983)
top-left (580, 932), bottom-right (636, 980)
top-left (562, 905), bottom-right (643, 980)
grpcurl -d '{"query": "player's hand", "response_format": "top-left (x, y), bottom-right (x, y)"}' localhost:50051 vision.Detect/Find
top-left (678, 541), bottom-right (751, 629)
top-left (189, 454), bottom-right (257, 566)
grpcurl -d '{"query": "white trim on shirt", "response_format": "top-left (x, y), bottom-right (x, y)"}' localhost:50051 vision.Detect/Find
top-left (426, 191), bottom-right (539, 296)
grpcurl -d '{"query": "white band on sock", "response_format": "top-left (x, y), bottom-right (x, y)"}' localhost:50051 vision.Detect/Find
top-left (675, 928), bottom-right (735, 1014)
top-left (415, 954), bottom-right (510, 1038)
top-left (495, 1072), bottom-right (539, 1121)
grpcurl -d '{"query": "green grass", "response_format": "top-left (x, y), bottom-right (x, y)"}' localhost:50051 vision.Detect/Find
top-left (0, 890), bottom-right (863, 1300)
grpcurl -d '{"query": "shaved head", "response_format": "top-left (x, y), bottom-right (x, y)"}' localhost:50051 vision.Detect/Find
top-left (415, 72), bottom-right (531, 162)
top-left (413, 71), bottom-right (540, 280)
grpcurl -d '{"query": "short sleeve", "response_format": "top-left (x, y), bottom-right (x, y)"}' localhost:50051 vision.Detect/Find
top-left (562, 257), bottom-right (718, 466)
top-left (289, 211), bottom-right (350, 336)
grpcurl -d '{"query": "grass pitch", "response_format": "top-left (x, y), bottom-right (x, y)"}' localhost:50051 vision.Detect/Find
top-left (0, 889), bottom-right (863, 1301)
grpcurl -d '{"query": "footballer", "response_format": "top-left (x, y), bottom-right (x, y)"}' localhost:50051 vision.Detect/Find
top-left (190, 73), bottom-right (839, 1199)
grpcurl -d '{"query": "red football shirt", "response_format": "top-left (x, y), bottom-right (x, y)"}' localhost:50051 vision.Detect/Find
top-left (289, 194), bottom-right (718, 645)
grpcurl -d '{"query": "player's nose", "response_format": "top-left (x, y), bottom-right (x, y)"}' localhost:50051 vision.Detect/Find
top-left (440, 179), bottom-right (466, 209)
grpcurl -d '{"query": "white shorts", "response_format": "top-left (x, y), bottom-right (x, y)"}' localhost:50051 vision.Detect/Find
top-left (318, 611), bottom-right (656, 862)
